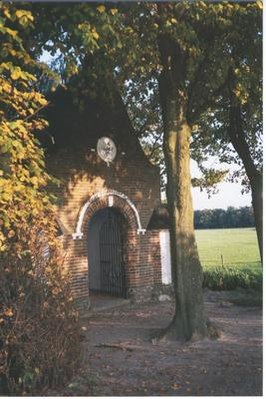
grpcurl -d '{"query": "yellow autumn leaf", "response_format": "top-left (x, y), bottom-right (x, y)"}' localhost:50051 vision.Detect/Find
top-left (1, 192), bottom-right (11, 201)
top-left (0, 244), bottom-right (7, 252)
top-left (9, 49), bottom-right (17, 57)
top-left (30, 176), bottom-right (39, 186)
top-left (15, 9), bottom-right (34, 22)
top-left (15, 10), bottom-right (24, 19)
top-left (92, 31), bottom-right (100, 40)
top-left (11, 68), bottom-right (21, 80)
top-left (8, 230), bottom-right (15, 238)
top-left (3, 8), bottom-right (11, 19)
top-left (2, 81), bottom-right (11, 93)
top-left (199, 1), bottom-right (207, 8)
top-left (97, 4), bottom-right (105, 13)
top-left (110, 8), bottom-right (118, 15)
top-left (38, 97), bottom-right (47, 106)
top-left (257, 0), bottom-right (263, 9)
top-left (5, 27), bottom-right (18, 39)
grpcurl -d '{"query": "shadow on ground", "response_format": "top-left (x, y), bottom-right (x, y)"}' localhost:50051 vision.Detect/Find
top-left (51, 290), bottom-right (262, 396)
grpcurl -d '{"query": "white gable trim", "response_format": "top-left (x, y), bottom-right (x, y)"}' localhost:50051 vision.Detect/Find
top-left (72, 189), bottom-right (145, 240)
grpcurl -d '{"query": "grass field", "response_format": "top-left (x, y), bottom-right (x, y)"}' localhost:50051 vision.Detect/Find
top-left (195, 228), bottom-right (262, 291)
top-left (195, 227), bottom-right (261, 268)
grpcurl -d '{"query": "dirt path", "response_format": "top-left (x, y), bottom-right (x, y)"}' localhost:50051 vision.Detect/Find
top-left (55, 291), bottom-right (262, 396)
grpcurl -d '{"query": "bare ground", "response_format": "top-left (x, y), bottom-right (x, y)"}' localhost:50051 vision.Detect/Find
top-left (52, 290), bottom-right (262, 396)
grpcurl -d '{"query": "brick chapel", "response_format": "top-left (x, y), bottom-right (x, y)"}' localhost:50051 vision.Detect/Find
top-left (43, 83), bottom-right (172, 308)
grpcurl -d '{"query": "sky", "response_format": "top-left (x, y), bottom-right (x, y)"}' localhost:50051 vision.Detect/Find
top-left (192, 182), bottom-right (251, 210)
top-left (190, 159), bottom-right (252, 210)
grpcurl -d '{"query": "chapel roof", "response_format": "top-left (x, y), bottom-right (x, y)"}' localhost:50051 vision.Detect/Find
top-left (38, 80), bottom-right (144, 161)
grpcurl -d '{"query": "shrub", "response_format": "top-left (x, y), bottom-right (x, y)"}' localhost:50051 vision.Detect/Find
top-left (203, 265), bottom-right (262, 291)
top-left (0, 232), bottom-right (81, 395)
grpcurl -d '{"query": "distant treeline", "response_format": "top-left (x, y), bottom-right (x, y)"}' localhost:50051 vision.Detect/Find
top-left (194, 206), bottom-right (255, 229)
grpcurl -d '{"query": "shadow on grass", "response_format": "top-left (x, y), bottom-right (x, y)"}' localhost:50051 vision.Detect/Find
top-left (227, 288), bottom-right (262, 307)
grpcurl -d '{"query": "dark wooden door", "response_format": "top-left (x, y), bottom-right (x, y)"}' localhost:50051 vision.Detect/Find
top-left (99, 209), bottom-right (126, 297)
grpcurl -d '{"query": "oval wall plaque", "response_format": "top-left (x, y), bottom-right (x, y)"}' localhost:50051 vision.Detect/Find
top-left (97, 137), bottom-right (117, 164)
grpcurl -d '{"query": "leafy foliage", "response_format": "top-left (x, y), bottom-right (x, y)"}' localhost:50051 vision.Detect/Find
top-left (31, 2), bottom-right (262, 194)
top-left (0, 4), bottom-right (81, 394)
top-left (0, 248), bottom-right (81, 395)
top-left (203, 265), bottom-right (262, 291)
top-left (194, 206), bottom-right (255, 229)
top-left (190, 3), bottom-right (262, 191)
top-left (0, 2), bottom-right (53, 253)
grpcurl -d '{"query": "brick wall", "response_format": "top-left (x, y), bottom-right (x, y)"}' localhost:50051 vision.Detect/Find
top-left (58, 191), bottom-right (163, 304)
top-left (45, 87), bottom-right (164, 305)
top-left (47, 150), bottom-right (160, 234)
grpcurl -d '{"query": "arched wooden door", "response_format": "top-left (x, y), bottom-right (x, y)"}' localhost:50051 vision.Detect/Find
top-left (88, 208), bottom-right (126, 297)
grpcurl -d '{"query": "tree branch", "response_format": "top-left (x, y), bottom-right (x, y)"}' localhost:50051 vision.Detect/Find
top-left (148, 133), bottom-right (162, 160)
top-left (24, 102), bottom-right (50, 122)
top-left (227, 67), bottom-right (259, 181)
top-left (187, 34), bottom-right (217, 118)
top-left (188, 74), bottom-right (230, 124)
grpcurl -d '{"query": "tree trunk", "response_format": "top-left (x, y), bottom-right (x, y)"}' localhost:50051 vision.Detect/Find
top-left (250, 173), bottom-right (263, 262)
top-left (228, 69), bottom-right (263, 261)
top-left (158, 37), bottom-right (207, 341)
top-left (228, 117), bottom-right (263, 261)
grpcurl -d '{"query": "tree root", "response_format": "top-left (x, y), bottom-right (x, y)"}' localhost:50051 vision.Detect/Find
top-left (95, 343), bottom-right (142, 351)
top-left (153, 318), bottom-right (215, 343)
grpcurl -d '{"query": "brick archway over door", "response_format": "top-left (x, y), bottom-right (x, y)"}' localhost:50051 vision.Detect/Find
top-left (81, 194), bottom-right (138, 237)
top-left (72, 190), bottom-right (145, 239)
top-left (73, 190), bottom-right (144, 300)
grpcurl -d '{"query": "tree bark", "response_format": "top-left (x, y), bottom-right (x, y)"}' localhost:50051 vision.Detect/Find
top-left (158, 36), bottom-right (207, 341)
top-left (250, 173), bottom-right (263, 261)
top-left (228, 68), bottom-right (263, 261)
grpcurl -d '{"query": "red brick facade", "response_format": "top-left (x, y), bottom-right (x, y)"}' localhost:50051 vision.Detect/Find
top-left (44, 87), bottom-right (167, 306)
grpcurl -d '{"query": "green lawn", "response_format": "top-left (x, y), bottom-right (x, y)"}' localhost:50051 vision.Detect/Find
top-left (195, 227), bottom-right (261, 269)
top-left (195, 228), bottom-right (262, 291)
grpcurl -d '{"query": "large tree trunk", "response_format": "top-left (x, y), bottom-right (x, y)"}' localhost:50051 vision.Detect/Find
top-left (228, 68), bottom-right (263, 261)
top-left (250, 173), bottom-right (263, 261)
top-left (228, 118), bottom-right (263, 261)
top-left (158, 36), bottom-right (207, 341)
